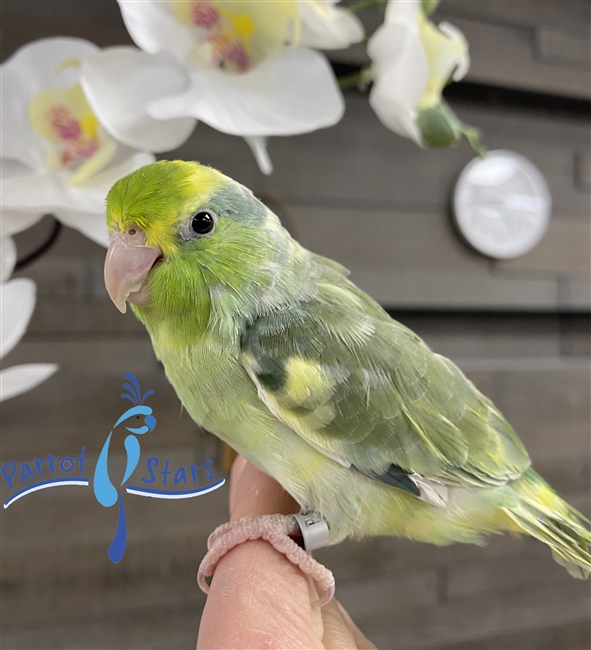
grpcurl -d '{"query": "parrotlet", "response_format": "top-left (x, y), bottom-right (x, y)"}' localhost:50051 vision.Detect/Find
top-left (104, 160), bottom-right (590, 601)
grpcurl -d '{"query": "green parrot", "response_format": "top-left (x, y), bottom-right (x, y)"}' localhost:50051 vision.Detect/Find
top-left (104, 160), bottom-right (590, 595)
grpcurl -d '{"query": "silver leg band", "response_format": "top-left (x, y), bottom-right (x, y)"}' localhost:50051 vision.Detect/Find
top-left (293, 509), bottom-right (330, 552)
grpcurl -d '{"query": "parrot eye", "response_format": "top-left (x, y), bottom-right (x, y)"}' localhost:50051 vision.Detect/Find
top-left (191, 211), bottom-right (216, 235)
top-left (180, 210), bottom-right (217, 241)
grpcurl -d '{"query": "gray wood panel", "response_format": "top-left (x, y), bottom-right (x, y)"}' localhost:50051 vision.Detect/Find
top-left (440, 0), bottom-right (590, 37)
top-left (450, 17), bottom-right (591, 99)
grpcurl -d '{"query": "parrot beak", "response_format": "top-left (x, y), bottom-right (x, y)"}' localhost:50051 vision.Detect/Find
top-left (104, 227), bottom-right (162, 314)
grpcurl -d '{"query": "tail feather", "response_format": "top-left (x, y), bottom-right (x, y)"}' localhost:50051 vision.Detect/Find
top-left (504, 469), bottom-right (591, 579)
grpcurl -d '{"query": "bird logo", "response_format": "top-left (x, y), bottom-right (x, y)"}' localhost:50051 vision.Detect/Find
top-left (93, 373), bottom-right (157, 562)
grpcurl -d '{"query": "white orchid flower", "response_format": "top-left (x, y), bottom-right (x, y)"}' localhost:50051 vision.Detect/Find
top-left (0, 276), bottom-right (58, 401)
top-left (0, 236), bottom-right (57, 400)
top-left (0, 38), bottom-right (161, 247)
top-left (298, 0), bottom-right (364, 50)
top-left (95, 0), bottom-right (345, 174)
top-left (1, 236), bottom-right (17, 283)
top-left (367, 0), bottom-right (470, 147)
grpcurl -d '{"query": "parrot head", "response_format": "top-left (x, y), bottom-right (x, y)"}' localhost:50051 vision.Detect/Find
top-left (113, 405), bottom-right (157, 435)
top-left (116, 373), bottom-right (156, 433)
top-left (104, 160), bottom-right (308, 339)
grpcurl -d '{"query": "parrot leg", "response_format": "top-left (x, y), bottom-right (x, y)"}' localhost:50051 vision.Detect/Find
top-left (197, 514), bottom-right (335, 606)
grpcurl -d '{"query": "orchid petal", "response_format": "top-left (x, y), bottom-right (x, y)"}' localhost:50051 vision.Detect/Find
top-left (439, 21), bottom-right (470, 81)
top-left (79, 151), bottom-right (156, 198)
top-left (1, 236), bottom-right (16, 282)
top-left (2, 152), bottom-right (154, 245)
top-left (56, 151), bottom-right (155, 247)
top-left (384, 0), bottom-right (422, 26)
top-left (2, 158), bottom-right (33, 179)
top-left (0, 157), bottom-right (45, 237)
top-left (298, 0), bottom-right (364, 50)
top-left (0, 209), bottom-right (44, 237)
top-left (53, 209), bottom-right (110, 248)
top-left (2, 153), bottom-right (154, 215)
top-left (118, 0), bottom-right (300, 72)
top-left (416, 14), bottom-right (469, 110)
top-left (57, 151), bottom-right (155, 246)
top-left (0, 278), bottom-right (36, 360)
top-left (148, 47), bottom-right (344, 136)
top-left (118, 0), bottom-right (198, 61)
top-left (81, 47), bottom-right (197, 152)
top-left (367, 0), bottom-right (468, 144)
top-left (368, 23), bottom-right (428, 142)
top-left (1, 171), bottom-right (102, 214)
top-left (0, 364), bottom-right (58, 401)
top-left (1, 38), bottom-right (99, 171)
top-left (244, 136), bottom-right (273, 175)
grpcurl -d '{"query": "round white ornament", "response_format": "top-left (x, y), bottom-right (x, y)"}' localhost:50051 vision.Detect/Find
top-left (453, 150), bottom-right (551, 259)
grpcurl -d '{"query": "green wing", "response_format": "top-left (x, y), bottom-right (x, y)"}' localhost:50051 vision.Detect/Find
top-left (240, 259), bottom-right (530, 492)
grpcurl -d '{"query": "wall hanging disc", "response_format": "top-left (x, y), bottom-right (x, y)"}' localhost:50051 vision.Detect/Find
top-left (453, 150), bottom-right (551, 259)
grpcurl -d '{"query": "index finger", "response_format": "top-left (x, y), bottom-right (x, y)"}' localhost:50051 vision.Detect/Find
top-left (197, 457), bottom-right (325, 649)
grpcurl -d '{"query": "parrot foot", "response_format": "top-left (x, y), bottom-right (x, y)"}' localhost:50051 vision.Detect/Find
top-left (197, 514), bottom-right (335, 606)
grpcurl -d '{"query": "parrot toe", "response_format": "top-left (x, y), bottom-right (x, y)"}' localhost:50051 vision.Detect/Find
top-left (197, 514), bottom-right (335, 606)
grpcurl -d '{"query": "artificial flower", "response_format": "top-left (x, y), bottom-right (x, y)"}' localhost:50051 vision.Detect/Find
top-left (0, 273), bottom-right (58, 401)
top-left (298, 0), bottom-right (364, 50)
top-left (103, 0), bottom-right (345, 173)
top-left (0, 38), bottom-right (164, 247)
top-left (367, 0), bottom-right (469, 147)
top-left (1, 236), bottom-right (16, 283)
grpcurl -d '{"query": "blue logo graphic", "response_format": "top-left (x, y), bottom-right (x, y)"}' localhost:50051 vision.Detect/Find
top-left (2, 373), bottom-right (225, 563)
top-left (93, 373), bottom-right (157, 562)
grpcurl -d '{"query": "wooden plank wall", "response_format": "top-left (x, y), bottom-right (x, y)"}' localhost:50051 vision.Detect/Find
top-left (1, 1), bottom-right (590, 648)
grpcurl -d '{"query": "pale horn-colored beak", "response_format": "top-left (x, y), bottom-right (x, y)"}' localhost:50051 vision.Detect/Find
top-left (104, 227), bottom-right (162, 313)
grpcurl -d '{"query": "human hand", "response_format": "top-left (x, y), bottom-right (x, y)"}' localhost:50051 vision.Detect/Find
top-left (197, 455), bottom-right (376, 649)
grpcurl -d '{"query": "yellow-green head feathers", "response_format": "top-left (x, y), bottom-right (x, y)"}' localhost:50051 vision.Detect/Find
top-left (105, 160), bottom-right (319, 343)
top-left (106, 161), bottom-right (229, 255)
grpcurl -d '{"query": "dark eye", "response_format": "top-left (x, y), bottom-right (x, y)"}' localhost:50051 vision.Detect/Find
top-left (180, 209), bottom-right (218, 241)
top-left (191, 211), bottom-right (215, 235)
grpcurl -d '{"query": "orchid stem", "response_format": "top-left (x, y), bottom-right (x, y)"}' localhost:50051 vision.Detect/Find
top-left (14, 216), bottom-right (62, 272)
top-left (338, 71), bottom-right (363, 90)
top-left (338, 68), bottom-right (373, 91)
top-left (461, 125), bottom-right (487, 158)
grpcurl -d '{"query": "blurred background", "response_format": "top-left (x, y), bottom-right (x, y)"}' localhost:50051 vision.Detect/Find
top-left (1, 1), bottom-right (589, 648)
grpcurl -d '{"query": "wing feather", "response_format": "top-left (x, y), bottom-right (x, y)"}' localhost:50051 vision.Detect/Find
top-left (240, 261), bottom-right (530, 488)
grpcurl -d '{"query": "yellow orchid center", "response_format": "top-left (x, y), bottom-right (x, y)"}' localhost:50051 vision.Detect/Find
top-left (171, 0), bottom-right (300, 73)
top-left (416, 11), bottom-right (467, 111)
top-left (28, 71), bottom-right (116, 185)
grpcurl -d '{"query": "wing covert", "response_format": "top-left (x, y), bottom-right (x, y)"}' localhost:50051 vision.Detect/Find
top-left (240, 264), bottom-right (530, 488)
